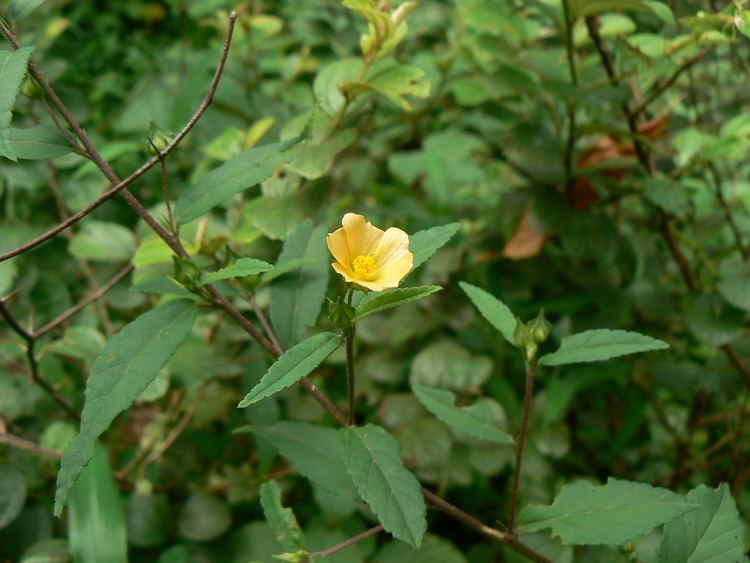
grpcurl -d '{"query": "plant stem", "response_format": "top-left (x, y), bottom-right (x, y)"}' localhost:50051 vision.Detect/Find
top-left (508, 359), bottom-right (537, 534)
top-left (345, 288), bottom-right (356, 426)
top-left (307, 525), bottom-right (383, 560)
top-left (561, 0), bottom-right (578, 204)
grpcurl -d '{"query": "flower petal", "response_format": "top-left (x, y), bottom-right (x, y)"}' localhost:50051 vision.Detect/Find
top-left (343, 213), bottom-right (383, 258)
top-left (332, 262), bottom-right (357, 283)
top-left (327, 228), bottom-right (351, 270)
top-left (374, 252), bottom-right (413, 288)
top-left (373, 227), bottom-right (410, 270)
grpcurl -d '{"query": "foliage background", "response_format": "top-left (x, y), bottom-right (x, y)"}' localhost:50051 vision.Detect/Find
top-left (2, 0), bottom-right (750, 561)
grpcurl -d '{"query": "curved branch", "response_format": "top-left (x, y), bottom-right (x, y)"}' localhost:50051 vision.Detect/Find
top-left (0, 12), bottom-right (238, 262)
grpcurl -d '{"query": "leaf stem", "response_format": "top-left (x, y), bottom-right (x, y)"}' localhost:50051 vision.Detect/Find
top-left (508, 359), bottom-right (537, 534)
top-left (345, 288), bottom-right (356, 426)
top-left (307, 525), bottom-right (383, 561)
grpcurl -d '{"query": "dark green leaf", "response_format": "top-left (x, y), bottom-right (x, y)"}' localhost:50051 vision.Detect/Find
top-left (340, 424), bottom-right (427, 547)
top-left (238, 332), bottom-right (342, 407)
top-left (174, 137), bottom-right (299, 223)
top-left (354, 286), bottom-right (441, 321)
top-left (54, 300), bottom-right (197, 516)
top-left (199, 258), bottom-right (274, 285)
top-left (7, 125), bottom-right (70, 159)
top-left (68, 443), bottom-right (127, 563)
top-left (540, 329), bottom-right (669, 366)
top-left (177, 492), bottom-right (231, 542)
top-left (0, 467), bottom-right (26, 530)
top-left (125, 492), bottom-right (171, 548)
top-left (7, 0), bottom-right (48, 21)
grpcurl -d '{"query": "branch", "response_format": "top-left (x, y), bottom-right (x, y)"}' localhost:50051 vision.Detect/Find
top-left (0, 12), bottom-right (238, 263)
top-left (307, 525), bottom-right (383, 561)
top-left (0, 429), bottom-right (62, 459)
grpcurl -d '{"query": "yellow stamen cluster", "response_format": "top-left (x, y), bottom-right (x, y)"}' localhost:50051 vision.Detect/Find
top-left (352, 255), bottom-right (377, 280)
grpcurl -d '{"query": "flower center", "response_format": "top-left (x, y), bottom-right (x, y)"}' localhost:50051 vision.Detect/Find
top-left (352, 255), bottom-right (377, 280)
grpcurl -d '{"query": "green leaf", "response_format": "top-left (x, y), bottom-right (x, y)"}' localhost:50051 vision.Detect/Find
top-left (125, 492), bottom-right (171, 548)
top-left (269, 220), bottom-right (330, 347)
top-left (7, 125), bottom-right (70, 159)
top-left (540, 329), bottom-right (669, 366)
top-left (410, 339), bottom-right (493, 392)
top-left (241, 193), bottom-right (308, 241)
top-left (238, 332), bottom-right (342, 407)
top-left (199, 258), bottom-right (274, 285)
top-left (259, 480), bottom-right (305, 552)
top-left (345, 65), bottom-right (431, 111)
top-left (373, 535), bottom-right (467, 563)
top-left (459, 282), bottom-right (517, 345)
top-left (354, 286), bottom-right (442, 321)
top-left (570, 0), bottom-right (652, 19)
top-left (0, 467), bottom-right (26, 530)
top-left (0, 47), bottom-right (35, 161)
top-left (717, 274), bottom-right (750, 312)
top-left (174, 137), bottom-right (299, 223)
top-left (683, 294), bottom-right (744, 347)
top-left (177, 492), bottom-right (232, 542)
top-left (659, 484), bottom-right (746, 563)
top-left (257, 258), bottom-right (316, 285)
top-left (411, 384), bottom-right (513, 445)
top-left (69, 221), bottom-right (136, 263)
top-left (54, 300), bottom-right (197, 516)
top-left (241, 422), bottom-right (359, 502)
top-left (409, 223), bottom-right (461, 271)
top-left (518, 478), bottom-right (699, 545)
top-left (68, 443), bottom-right (127, 563)
top-left (339, 424), bottom-right (427, 547)
top-left (313, 58), bottom-right (362, 116)
top-left (7, 0), bottom-right (48, 21)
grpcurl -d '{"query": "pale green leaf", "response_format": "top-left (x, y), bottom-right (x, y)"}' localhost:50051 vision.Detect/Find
top-left (659, 484), bottom-right (747, 563)
top-left (313, 58), bottom-right (362, 116)
top-left (540, 329), bottom-right (669, 366)
top-left (0, 467), bottom-right (26, 530)
top-left (7, 125), bottom-right (70, 159)
top-left (257, 258), bottom-right (315, 285)
top-left (409, 223), bottom-right (461, 271)
top-left (175, 137), bottom-right (299, 223)
top-left (177, 492), bottom-right (231, 542)
top-left (411, 384), bottom-right (513, 445)
top-left (54, 300), bottom-right (197, 516)
top-left (0, 47), bottom-right (35, 161)
top-left (354, 286), bottom-right (442, 321)
top-left (259, 480), bottom-right (305, 552)
top-left (199, 258), bottom-right (274, 285)
top-left (459, 282), bottom-right (517, 345)
top-left (269, 220), bottom-right (329, 346)
top-left (340, 424), bottom-right (427, 547)
top-left (345, 64), bottom-right (431, 111)
top-left (519, 478), bottom-right (699, 545)
top-left (238, 332), bottom-right (342, 407)
top-left (717, 274), bottom-right (750, 312)
top-left (68, 443), bottom-right (127, 563)
top-left (7, 0), bottom-right (48, 21)
top-left (69, 221), bottom-right (136, 263)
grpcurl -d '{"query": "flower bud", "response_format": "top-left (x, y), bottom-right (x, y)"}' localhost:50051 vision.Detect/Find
top-left (528, 309), bottom-right (551, 344)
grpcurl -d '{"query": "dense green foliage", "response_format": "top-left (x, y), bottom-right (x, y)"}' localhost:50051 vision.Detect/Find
top-left (2, 0), bottom-right (750, 561)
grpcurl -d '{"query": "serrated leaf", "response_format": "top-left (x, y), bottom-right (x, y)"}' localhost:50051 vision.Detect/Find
top-left (659, 484), bottom-right (747, 563)
top-left (238, 332), bottom-right (342, 407)
top-left (0, 467), bottom-right (26, 530)
top-left (339, 424), bottom-right (426, 547)
top-left (0, 47), bottom-right (35, 161)
top-left (68, 443), bottom-right (127, 563)
top-left (354, 286), bottom-right (441, 321)
top-left (540, 329), bottom-right (669, 366)
top-left (241, 422), bottom-right (359, 503)
top-left (7, 125), bottom-right (70, 159)
top-left (199, 258), bottom-right (274, 285)
top-left (411, 384), bottom-right (513, 445)
top-left (7, 0), bottom-right (48, 21)
top-left (175, 137), bottom-right (299, 223)
top-left (259, 480), bottom-right (305, 552)
top-left (459, 282), bottom-right (517, 345)
top-left (409, 223), bottom-right (461, 271)
top-left (54, 300), bottom-right (197, 516)
top-left (519, 478), bottom-right (699, 545)
top-left (269, 221), bottom-right (330, 347)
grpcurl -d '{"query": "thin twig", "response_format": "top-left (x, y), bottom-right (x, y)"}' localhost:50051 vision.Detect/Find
top-left (345, 288), bottom-right (356, 426)
top-left (249, 299), bottom-right (284, 356)
top-left (561, 0), bottom-right (578, 204)
top-left (707, 163), bottom-right (748, 261)
top-left (0, 430), bottom-right (62, 459)
top-left (508, 360), bottom-right (536, 533)
top-left (307, 525), bottom-right (383, 561)
top-left (0, 12), bottom-right (239, 262)
top-left (34, 264), bottom-right (133, 338)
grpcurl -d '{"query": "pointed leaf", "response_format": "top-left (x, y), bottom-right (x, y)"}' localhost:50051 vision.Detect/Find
top-left (7, 125), bottom-right (71, 159)
top-left (0, 47), bottom-right (35, 161)
top-left (354, 286), bottom-right (442, 321)
top-left (659, 484), bottom-right (747, 563)
top-left (238, 332), bottom-right (342, 407)
top-left (459, 282), bottom-right (517, 345)
top-left (199, 258), bottom-right (274, 285)
top-left (410, 222), bottom-right (461, 271)
top-left (412, 384), bottom-right (513, 445)
top-left (68, 443), bottom-right (127, 563)
top-left (340, 424), bottom-right (427, 547)
top-left (7, 0), bottom-right (49, 21)
top-left (257, 258), bottom-right (316, 285)
top-left (540, 329), bottom-right (669, 366)
top-left (259, 480), bottom-right (305, 552)
top-left (175, 137), bottom-right (299, 223)
top-left (54, 300), bottom-right (197, 516)
top-left (269, 221), bottom-right (329, 346)
top-left (519, 478), bottom-right (700, 545)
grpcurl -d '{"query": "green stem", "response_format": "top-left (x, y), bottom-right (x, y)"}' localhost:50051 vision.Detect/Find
top-left (508, 359), bottom-right (537, 534)
top-left (345, 288), bottom-right (356, 426)
top-left (561, 0), bottom-right (578, 203)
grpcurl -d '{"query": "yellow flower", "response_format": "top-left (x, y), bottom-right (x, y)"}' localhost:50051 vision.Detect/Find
top-left (327, 213), bottom-right (413, 292)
